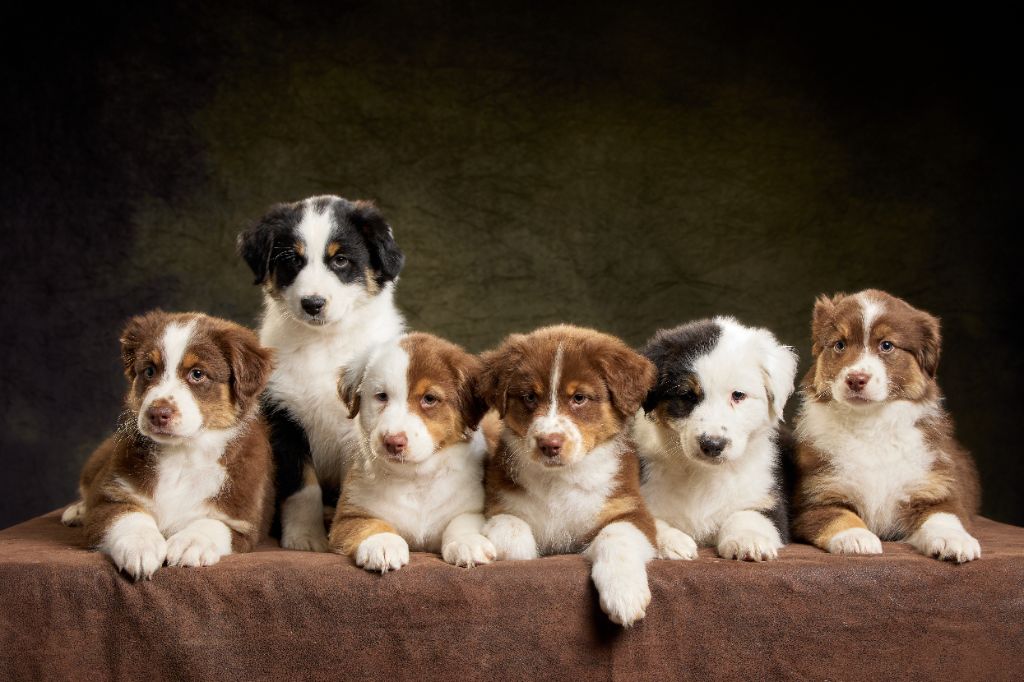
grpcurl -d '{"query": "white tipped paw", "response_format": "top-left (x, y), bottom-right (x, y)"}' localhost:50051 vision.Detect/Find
top-left (915, 529), bottom-right (981, 563)
top-left (718, 532), bottom-right (780, 562)
top-left (657, 525), bottom-right (698, 560)
top-left (109, 529), bottom-right (167, 581)
top-left (442, 534), bottom-right (496, 568)
top-left (482, 514), bottom-right (539, 561)
top-left (828, 527), bottom-right (883, 556)
top-left (356, 532), bottom-right (409, 573)
top-left (61, 501), bottom-right (86, 527)
top-left (281, 527), bottom-right (329, 553)
top-left (165, 529), bottom-right (225, 568)
top-left (596, 570), bottom-right (651, 627)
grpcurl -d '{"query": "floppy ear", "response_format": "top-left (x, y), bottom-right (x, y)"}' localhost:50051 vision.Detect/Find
top-left (914, 311), bottom-right (942, 378)
top-left (810, 293), bottom-right (845, 356)
top-left (476, 335), bottom-right (527, 418)
top-left (597, 343), bottom-right (657, 419)
top-left (338, 353), bottom-right (369, 419)
top-left (349, 200), bottom-right (405, 286)
top-left (237, 203), bottom-right (299, 285)
top-left (216, 324), bottom-right (274, 415)
top-left (119, 314), bottom-right (153, 379)
top-left (450, 351), bottom-right (488, 431)
top-left (754, 329), bottom-right (799, 422)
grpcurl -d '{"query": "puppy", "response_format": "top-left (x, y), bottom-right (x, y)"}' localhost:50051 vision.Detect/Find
top-left (792, 289), bottom-right (981, 562)
top-left (61, 311), bottom-right (275, 580)
top-left (477, 325), bottom-right (658, 627)
top-left (634, 317), bottom-right (798, 562)
top-left (328, 332), bottom-right (494, 571)
top-left (237, 195), bottom-right (405, 551)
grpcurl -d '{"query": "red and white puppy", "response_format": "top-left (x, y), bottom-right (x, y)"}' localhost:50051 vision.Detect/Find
top-left (329, 332), bottom-right (493, 571)
top-left (61, 311), bottom-right (275, 580)
top-left (793, 290), bottom-right (982, 562)
top-left (477, 325), bottom-right (658, 627)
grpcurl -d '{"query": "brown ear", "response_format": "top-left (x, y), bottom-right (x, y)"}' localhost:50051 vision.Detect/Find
top-left (119, 311), bottom-right (163, 379)
top-left (810, 293), bottom-right (844, 356)
top-left (915, 311), bottom-right (942, 378)
top-left (338, 362), bottom-right (364, 418)
top-left (450, 351), bottom-right (488, 431)
top-left (217, 324), bottom-right (274, 415)
top-left (597, 343), bottom-right (657, 419)
top-left (476, 335), bottom-right (527, 418)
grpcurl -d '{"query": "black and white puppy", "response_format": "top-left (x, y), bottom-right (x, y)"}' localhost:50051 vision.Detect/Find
top-left (633, 317), bottom-right (798, 561)
top-left (238, 195), bottom-right (405, 551)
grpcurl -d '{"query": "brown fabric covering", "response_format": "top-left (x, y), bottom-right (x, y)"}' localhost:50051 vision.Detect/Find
top-left (1, 511), bottom-right (1022, 681)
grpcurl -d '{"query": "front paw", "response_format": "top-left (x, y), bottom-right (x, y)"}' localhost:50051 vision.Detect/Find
top-left (109, 529), bottom-right (167, 581)
top-left (165, 528), bottom-right (225, 567)
top-left (482, 514), bottom-right (538, 561)
top-left (281, 526), bottom-right (329, 553)
top-left (595, 568), bottom-right (651, 627)
top-left (61, 501), bottom-right (86, 527)
top-left (718, 532), bottom-right (780, 562)
top-left (356, 532), bottom-right (409, 573)
top-left (442, 534), bottom-right (496, 568)
top-left (828, 527), bottom-right (883, 556)
top-left (657, 526), bottom-right (698, 560)
top-left (914, 529), bottom-right (981, 563)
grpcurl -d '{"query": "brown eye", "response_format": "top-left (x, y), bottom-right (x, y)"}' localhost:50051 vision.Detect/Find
top-left (421, 394), bottom-right (439, 409)
top-left (732, 391), bottom-right (746, 402)
top-left (375, 392), bottom-right (389, 403)
top-left (522, 392), bottom-right (537, 408)
top-left (834, 340), bottom-right (846, 353)
top-left (331, 254), bottom-right (349, 269)
top-left (879, 340), bottom-right (895, 353)
top-left (143, 365), bottom-right (156, 379)
top-left (571, 393), bottom-right (588, 406)
top-left (188, 369), bottom-right (205, 384)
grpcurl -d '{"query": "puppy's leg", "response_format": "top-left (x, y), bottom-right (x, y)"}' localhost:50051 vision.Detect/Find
top-left (586, 520), bottom-right (657, 627)
top-left (654, 519), bottom-right (698, 560)
top-left (717, 510), bottom-right (783, 561)
top-left (61, 498), bottom-right (87, 527)
top-left (165, 519), bottom-right (234, 567)
top-left (482, 514), bottom-right (539, 561)
top-left (906, 511), bottom-right (981, 563)
top-left (442, 512), bottom-right (496, 568)
top-left (90, 505), bottom-right (167, 581)
top-left (796, 505), bottom-right (882, 556)
top-left (330, 505), bottom-right (408, 573)
top-left (280, 463), bottom-right (329, 552)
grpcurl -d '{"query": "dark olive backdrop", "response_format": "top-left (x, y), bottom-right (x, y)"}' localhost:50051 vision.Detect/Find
top-left (1, 3), bottom-right (1020, 529)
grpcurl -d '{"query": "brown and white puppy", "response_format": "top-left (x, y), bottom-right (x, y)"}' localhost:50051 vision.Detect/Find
top-left (61, 311), bottom-right (275, 579)
top-left (328, 332), bottom-right (493, 571)
top-left (478, 325), bottom-right (659, 627)
top-left (792, 289), bottom-right (981, 562)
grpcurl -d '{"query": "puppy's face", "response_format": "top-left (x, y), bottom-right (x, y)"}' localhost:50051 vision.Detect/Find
top-left (237, 196), bottom-right (404, 328)
top-left (643, 318), bottom-right (797, 465)
top-left (478, 325), bottom-right (655, 468)
top-left (120, 312), bottom-right (273, 444)
top-left (809, 290), bottom-right (940, 406)
top-left (340, 333), bottom-right (485, 466)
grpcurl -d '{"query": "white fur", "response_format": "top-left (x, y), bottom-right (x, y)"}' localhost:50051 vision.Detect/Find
top-left (137, 319), bottom-right (203, 441)
top-left (907, 512), bottom-right (981, 563)
top-left (828, 527), bottom-right (883, 555)
top-left (99, 512), bottom-right (167, 580)
top-left (527, 344), bottom-right (587, 464)
top-left (260, 204), bottom-right (404, 553)
top-left (481, 513), bottom-right (539, 560)
top-left (654, 518), bottom-right (698, 560)
top-left (165, 518), bottom-right (233, 567)
top-left (796, 399), bottom-right (940, 537)
top-left (717, 509), bottom-right (782, 561)
top-left (355, 532), bottom-right (409, 573)
top-left (830, 294), bottom-right (889, 403)
top-left (586, 521), bottom-right (656, 627)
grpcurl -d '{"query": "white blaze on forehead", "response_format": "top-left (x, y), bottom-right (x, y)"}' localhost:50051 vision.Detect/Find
top-left (859, 294), bottom-right (885, 345)
top-left (547, 343), bottom-right (565, 418)
top-left (160, 319), bottom-right (198, 376)
top-left (298, 203), bottom-right (334, 262)
top-left (139, 318), bottom-right (203, 439)
top-left (359, 339), bottom-right (434, 463)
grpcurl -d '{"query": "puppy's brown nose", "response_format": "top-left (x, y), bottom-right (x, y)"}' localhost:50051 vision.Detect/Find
top-left (845, 372), bottom-right (871, 392)
top-left (536, 434), bottom-right (564, 458)
top-left (384, 433), bottom-right (408, 456)
top-left (147, 406), bottom-right (174, 429)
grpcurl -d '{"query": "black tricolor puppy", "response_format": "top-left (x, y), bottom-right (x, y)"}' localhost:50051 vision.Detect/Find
top-left (237, 195), bottom-right (405, 551)
top-left (632, 316), bottom-right (798, 561)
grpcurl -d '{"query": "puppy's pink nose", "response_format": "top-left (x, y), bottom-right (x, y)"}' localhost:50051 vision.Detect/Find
top-left (147, 406), bottom-right (174, 429)
top-left (384, 433), bottom-right (408, 456)
top-left (536, 434), bottom-right (564, 458)
top-left (846, 372), bottom-right (871, 392)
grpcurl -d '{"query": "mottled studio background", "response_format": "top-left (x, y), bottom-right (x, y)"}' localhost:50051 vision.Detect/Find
top-left (1, 3), bottom-right (1020, 529)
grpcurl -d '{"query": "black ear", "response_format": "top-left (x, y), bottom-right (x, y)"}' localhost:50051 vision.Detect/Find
top-left (349, 200), bottom-right (405, 285)
top-left (237, 203), bottom-right (300, 285)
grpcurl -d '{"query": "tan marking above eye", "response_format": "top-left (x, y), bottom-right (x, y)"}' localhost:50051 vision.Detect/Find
top-left (326, 242), bottom-right (342, 258)
top-left (294, 241), bottom-right (305, 257)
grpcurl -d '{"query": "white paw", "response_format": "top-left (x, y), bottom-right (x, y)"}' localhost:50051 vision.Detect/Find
top-left (657, 526), bottom-right (698, 560)
top-left (281, 527), bottom-right (329, 553)
top-left (442, 534), bottom-right (496, 568)
top-left (828, 527), bottom-right (883, 556)
top-left (718, 532), bottom-right (780, 562)
top-left (355, 532), bottom-right (409, 573)
top-left (109, 528), bottom-right (167, 580)
top-left (61, 501), bottom-right (86, 527)
top-left (915, 529), bottom-right (981, 563)
top-left (595, 567), bottom-right (651, 627)
top-left (165, 529), bottom-right (225, 568)
top-left (482, 514), bottom-right (538, 561)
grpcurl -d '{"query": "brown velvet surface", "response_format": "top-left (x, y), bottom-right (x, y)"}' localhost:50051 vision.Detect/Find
top-left (2, 511), bottom-right (1022, 681)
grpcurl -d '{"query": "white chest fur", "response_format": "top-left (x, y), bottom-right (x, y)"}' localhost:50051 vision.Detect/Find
top-left (260, 293), bottom-right (404, 489)
top-left (797, 400), bottom-right (938, 536)
top-left (345, 440), bottom-right (486, 552)
top-left (499, 436), bottom-right (623, 555)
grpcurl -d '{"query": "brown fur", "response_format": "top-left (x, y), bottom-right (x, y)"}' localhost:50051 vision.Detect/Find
top-left (792, 290), bottom-right (980, 550)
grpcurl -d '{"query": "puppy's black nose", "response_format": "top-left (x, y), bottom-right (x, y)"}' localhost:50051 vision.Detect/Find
top-left (301, 295), bottom-right (326, 316)
top-left (698, 435), bottom-right (729, 458)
